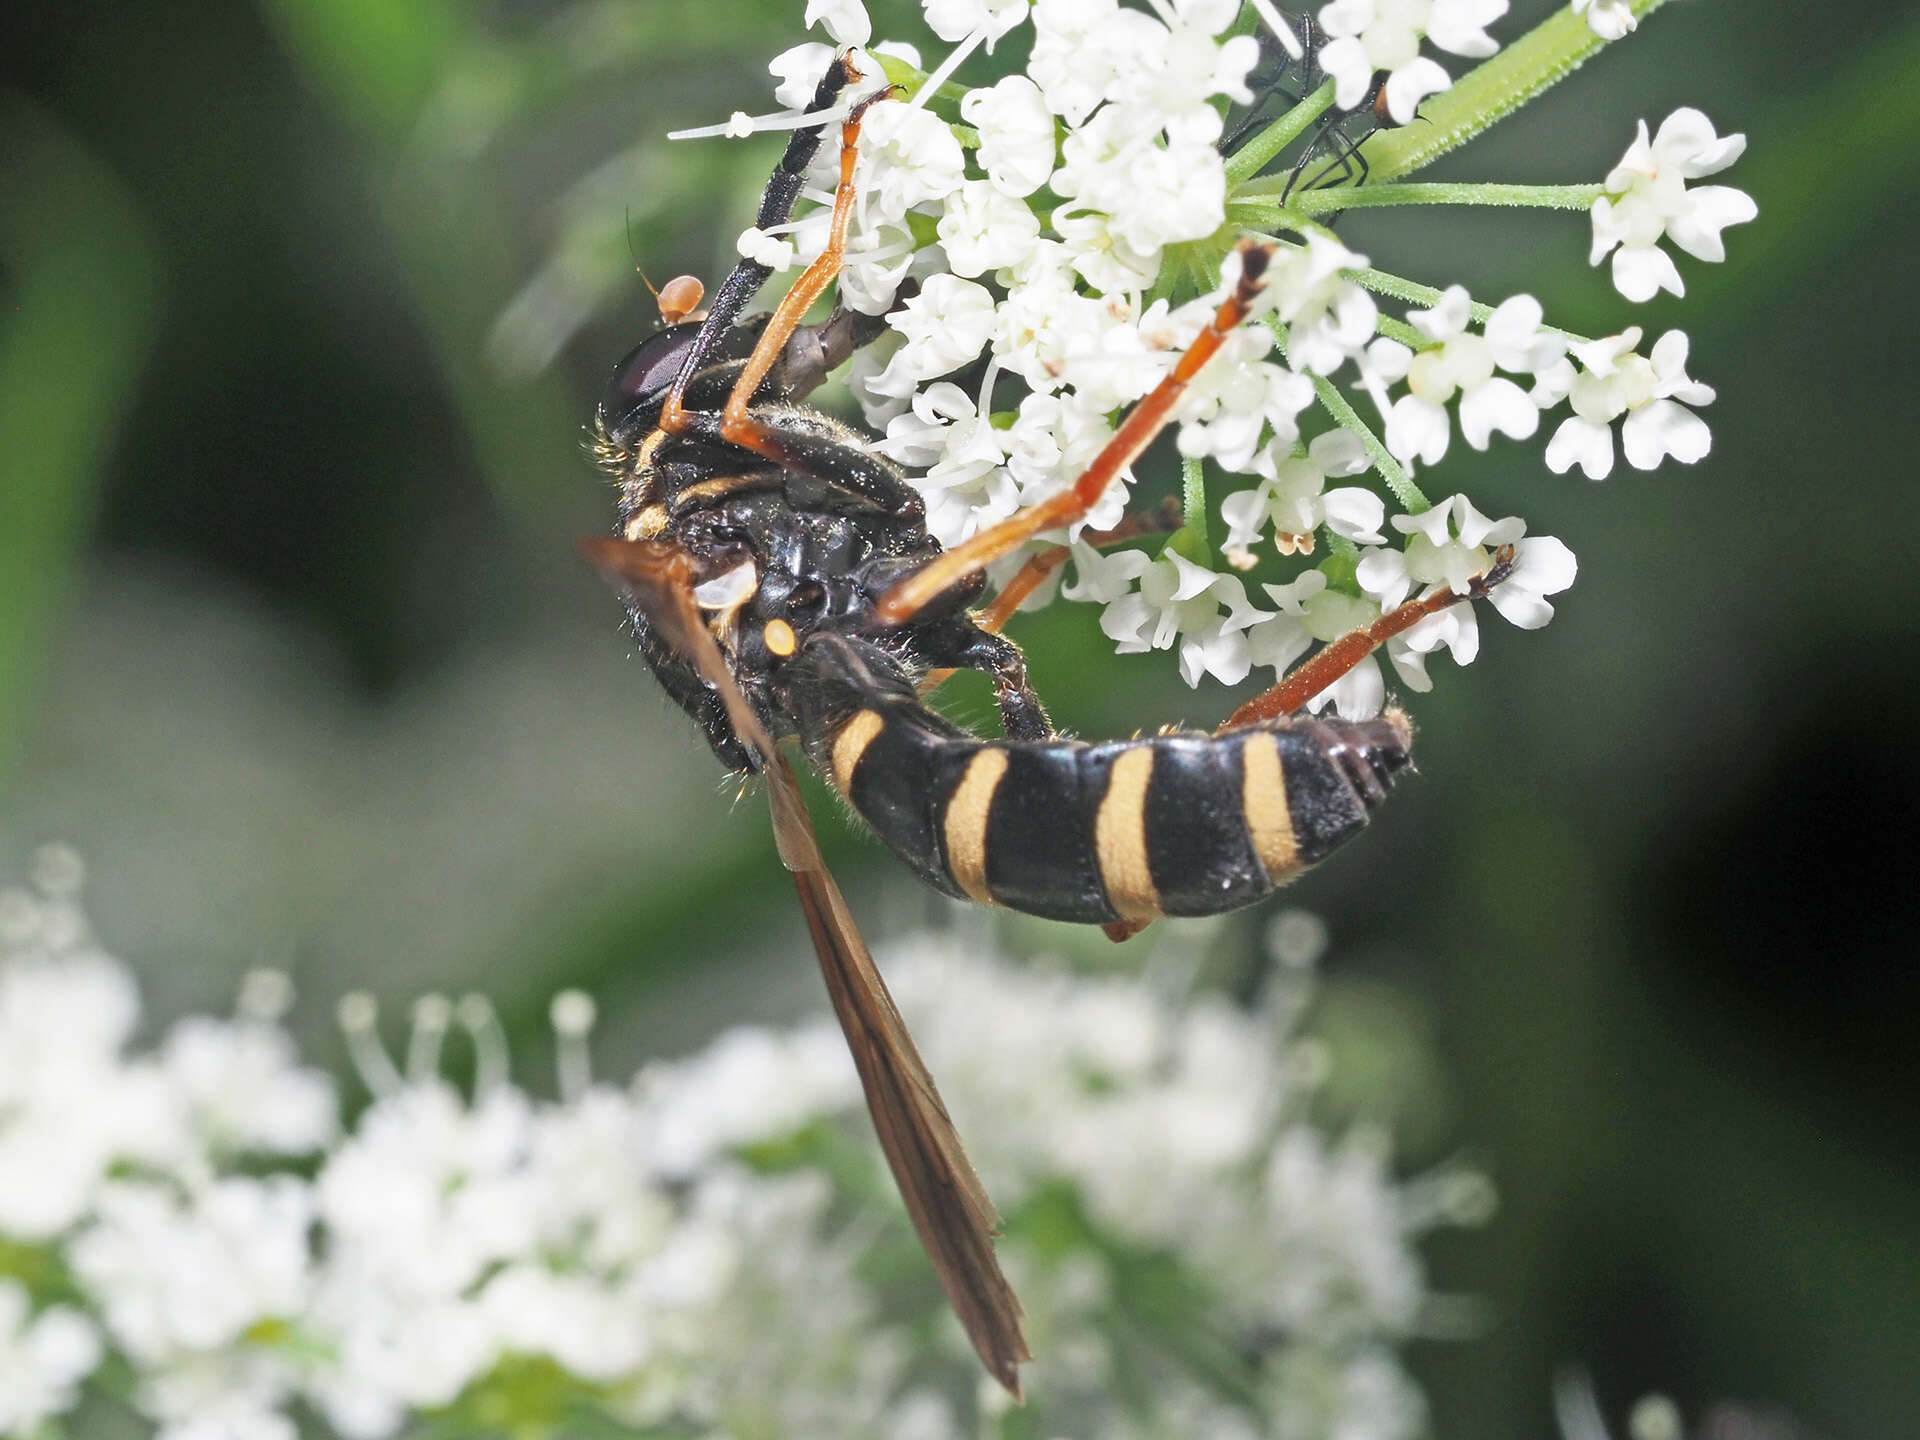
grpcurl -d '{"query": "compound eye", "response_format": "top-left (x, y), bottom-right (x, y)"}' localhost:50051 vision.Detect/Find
top-left (601, 320), bottom-right (702, 429)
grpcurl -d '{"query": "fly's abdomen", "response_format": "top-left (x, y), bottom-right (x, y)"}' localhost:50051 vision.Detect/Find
top-left (804, 674), bottom-right (1413, 925)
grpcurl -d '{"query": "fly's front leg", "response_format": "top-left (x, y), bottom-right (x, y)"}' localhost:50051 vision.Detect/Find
top-left (659, 54), bottom-right (860, 436)
top-left (875, 240), bottom-right (1279, 627)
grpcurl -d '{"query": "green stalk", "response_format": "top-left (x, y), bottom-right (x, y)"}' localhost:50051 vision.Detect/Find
top-left (1169, 456), bottom-right (1213, 564)
top-left (1309, 373), bottom-right (1428, 514)
top-left (1363, 0), bottom-right (1676, 184)
top-left (1286, 180), bottom-right (1604, 214)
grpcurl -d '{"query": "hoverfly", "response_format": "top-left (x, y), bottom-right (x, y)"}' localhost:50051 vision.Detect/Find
top-left (582, 53), bottom-right (1512, 1397)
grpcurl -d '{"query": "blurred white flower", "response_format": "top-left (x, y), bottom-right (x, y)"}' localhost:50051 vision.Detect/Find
top-left (938, 179), bottom-right (1043, 278)
top-left (636, 1022), bottom-right (859, 1178)
top-left (0, 1279), bottom-right (100, 1435)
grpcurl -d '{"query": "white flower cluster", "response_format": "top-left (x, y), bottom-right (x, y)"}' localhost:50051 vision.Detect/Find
top-left (0, 850), bottom-right (1485, 1438)
top-left (662, 0), bottom-right (1751, 720)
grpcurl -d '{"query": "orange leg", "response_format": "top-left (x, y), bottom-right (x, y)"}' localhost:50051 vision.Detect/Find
top-left (1220, 545), bottom-right (1517, 729)
top-left (660, 83), bottom-right (898, 455)
top-left (876, 241), bottom-right (1278, 627)
top-left (918, 499), bottom-right (1180, 695)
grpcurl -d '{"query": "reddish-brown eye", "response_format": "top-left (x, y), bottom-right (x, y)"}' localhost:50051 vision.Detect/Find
top-left (601, 321), bottom-right (702, 428)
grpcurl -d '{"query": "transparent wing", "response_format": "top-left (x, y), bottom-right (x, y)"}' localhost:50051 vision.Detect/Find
top-left (580, 535), bottom-right (1030, 1395)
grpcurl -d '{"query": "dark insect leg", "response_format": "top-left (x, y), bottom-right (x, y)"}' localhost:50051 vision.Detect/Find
top-left (709, 86), bottom-right (897, 460)
top-left (876, 242), bottom-right (1279, 627)
top-left (779, 300), bottom-right (896, 400)
top-left (659, 54), bottom-right (860, 436)
top-left (1220, 545), bottom-right (1517, 729)
top-left (1281, 110), bottom-right (1353, 202)
top-left (916, 499), bottom-right (1181, 701)
top-left (913, 619), bottom-right (1053, 741)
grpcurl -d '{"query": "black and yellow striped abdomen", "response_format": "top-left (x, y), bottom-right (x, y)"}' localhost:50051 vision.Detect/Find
top-left (788, 635), bottom-right (1412, 926)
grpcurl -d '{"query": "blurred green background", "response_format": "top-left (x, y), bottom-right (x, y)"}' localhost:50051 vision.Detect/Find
top-left (2, 0), bottom-right (1915, 1435)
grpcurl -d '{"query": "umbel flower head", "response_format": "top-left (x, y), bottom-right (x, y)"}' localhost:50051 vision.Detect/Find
top-left (0, 849), bottom-right (1488, 1438)
top-left (640, 0), bottom-right (1752, 721)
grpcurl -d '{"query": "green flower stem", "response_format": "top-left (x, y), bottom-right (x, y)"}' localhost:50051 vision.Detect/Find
top-left (1285, 180), bottom-right (1604, 215)
top-left (1224, 79), bottom-right (1336, 188)
top-left (1372, 314), bottom-right (1425, 350)
top-left (1169, 456), bottom-right (1212, 564)
top-left (1362, 0), bottom-right (1676, 184)
top-left (1309, 372), bottom-right (1428, 514)
top-left (1352, 266), bottom-right (1596, 347)
top-left (1224, 198), bottom-right (1315, 236)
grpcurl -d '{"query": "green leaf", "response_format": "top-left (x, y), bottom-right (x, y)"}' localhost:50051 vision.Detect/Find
top-left (0, 97), bottom-right (163, 793)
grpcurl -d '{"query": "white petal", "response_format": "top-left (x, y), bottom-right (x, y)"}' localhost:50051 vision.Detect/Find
top-left (1426, 0), bottom-right (1506, 58)
top-left (1457, 377), bottom-right (1539, 449)
top-left (1507, 534), bottom-right (1577, 597)
top-left (1168, 549), bottom-right (1224, 602)
top-left (1362, 336), bottom-right (1412, 385)
top-left (1531, 356), bottom-right (1576, 410)
top-left (1666, 185), bottom-right (1758, 262)
top-left (1322, 486), bottom-right (1387, 545)
top-left (1649, 330), bottom-right (1716, 406)
top-left (1386, 640), bottom-right (1432, 692)
top-left (1487, 585), bottom-right (1555, 629)
top-left (1545, 416), bottom-right (1615, 479)
top-left (1354, 546), bottom-right (1412, 609)
top-left (804, 0), bottom-right (871, 45)
top-left (1622, 399), bottom-right (1711, 469)
top-left (1381, 57), bottom-right (1452, 126)
top-left (1218, 486), bottom-right (1272, 551)
top-left (768, 44), bottom-right (840, 110)
top-left (1317, 37), bottom-right (1377, 112)
top-left (1245, 613), bottom-right (1311, 673)
top-left (1384, 395), bottom-right (1450, 468)
top-left (1321, 655), bottom-right (1384, 720)
top-left (1652, 108), bottom-right (1747, 178)
top-left (1588, 196), bottom-right (1628, 262)
top-left (1101, 593), bottom-right (1154, 649)
top-left (1307, 426), bottom-right (1369, 476)
top-left (1411, 285), bottom-right (1473, 343)
top-left (1610, 245), bottom-right (1685, 303)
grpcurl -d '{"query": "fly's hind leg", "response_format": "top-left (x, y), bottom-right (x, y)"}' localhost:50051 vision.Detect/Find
top-left (659, 54), bottom-right (861, 434)
top-left (1220, 545), bottom-right (1518, 729)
